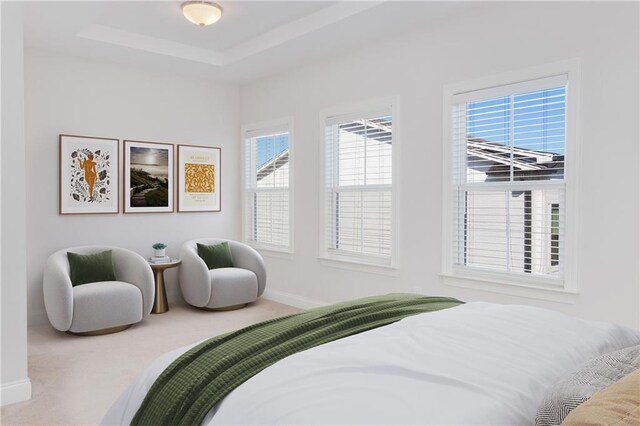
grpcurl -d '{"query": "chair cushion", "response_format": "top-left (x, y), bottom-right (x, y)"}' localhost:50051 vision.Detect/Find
top-left (198, 242), bottom-right (234, 270)
top-left (67, 250), bottom-right (116, 286)
top-left (207, 268), bottom-right (258, 309)
top-left (69, 281), bottom-right (143, 333)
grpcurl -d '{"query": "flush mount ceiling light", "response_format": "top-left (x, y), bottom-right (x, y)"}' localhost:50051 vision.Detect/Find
top-left (181, 1), bottom-right (223, 27)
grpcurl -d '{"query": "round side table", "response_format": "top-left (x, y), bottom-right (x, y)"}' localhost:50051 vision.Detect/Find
top-left (148, 258), bottom-right (181, 314)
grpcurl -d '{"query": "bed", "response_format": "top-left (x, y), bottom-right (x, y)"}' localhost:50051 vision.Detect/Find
top-left (102, 295), bottom-right (640, 425)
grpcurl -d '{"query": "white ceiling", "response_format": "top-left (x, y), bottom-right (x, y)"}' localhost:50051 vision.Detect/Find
top-left (21, 1), bottom-right (479, 83)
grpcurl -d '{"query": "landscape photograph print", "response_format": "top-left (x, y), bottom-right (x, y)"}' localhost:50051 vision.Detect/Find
top-left (59, 134), bottom-right (119, 214)
top-left (123, 140), bottom-right (174, 213)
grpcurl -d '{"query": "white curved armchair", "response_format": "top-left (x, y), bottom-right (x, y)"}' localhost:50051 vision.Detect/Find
top-left (179, 239), bottom-right (266, 310)
top-left (43, 246), bottom-right (154, 335)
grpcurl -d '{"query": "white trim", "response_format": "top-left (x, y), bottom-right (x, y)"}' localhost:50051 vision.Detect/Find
top-left (319, 96), bottom-right (397, 125)
top-left (77, 25), bottom-right (223, 66)
top-left (444, 59), bottom-right (580, 100)
top-left (317, 256), bottom-right (399, 277)
top-left (262, 289), bottom-right (326, 310)
top-left (324, 107), bottom-right (393, 127)
top-left (241, 117), bottom-right (295, 253)
top-left (452, 74), bottom-right (568, 104)
top-left (451, 265), bottom-right (563, 289)
top-left (562, 59), bottom-right (582, 295)
top-left (440, 274), bottom-right (578, 304)
top-left (1, 379), bottom-right (32, 407)
top-left (441, 59), bottom-right (581, 296)
top-left (223, 2), bottom-right (381, 65)
top-left (254, 246), bottom-right (294, 259)
top-left (392, 98), bottom-right (402, 272)
top-left (243, 126), bottom-right (289, 140)
top-left (318, 96), bottom-right (400, 268)
top-left (77, 3), bottom-right (382, 67)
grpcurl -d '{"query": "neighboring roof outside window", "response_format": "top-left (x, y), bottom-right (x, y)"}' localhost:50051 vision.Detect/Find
top-left (467, 138), bottom-right (565, 181)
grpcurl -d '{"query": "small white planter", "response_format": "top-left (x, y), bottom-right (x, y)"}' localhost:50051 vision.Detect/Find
top-left (154, 248), bottom-right (166, 257)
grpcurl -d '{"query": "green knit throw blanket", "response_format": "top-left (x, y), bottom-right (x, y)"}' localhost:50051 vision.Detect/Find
top-left (131, 293), bottom-right (463, 425)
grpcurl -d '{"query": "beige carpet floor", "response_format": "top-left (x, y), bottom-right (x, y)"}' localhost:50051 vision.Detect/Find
top-left (1, 299), bottom-right (301, 425)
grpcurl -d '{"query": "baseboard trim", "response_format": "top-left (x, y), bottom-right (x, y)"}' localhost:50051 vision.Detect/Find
top-left (262, 289), bottom-right (326, 310)
top-left (1, 378), bottom-right (32, 406)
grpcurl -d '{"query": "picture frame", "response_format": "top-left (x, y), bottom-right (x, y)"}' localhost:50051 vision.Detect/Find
top-left (59, 134), bottom-right (119, 215)
top-left (177, 144), bottom-right (221, 212)
top-left (123, 140), bottom-right (174, 213)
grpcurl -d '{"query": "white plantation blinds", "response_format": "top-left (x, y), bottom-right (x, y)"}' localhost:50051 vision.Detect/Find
top-left (244, 127), bottom-right (291, 251)
top-left (324, 109), bottom-right (394, 264)
top-left (451, 75), bottom-right (567, 281)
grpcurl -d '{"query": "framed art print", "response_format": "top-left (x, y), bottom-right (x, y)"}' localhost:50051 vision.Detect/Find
top-left (177, 144), bottom-right (221, 212)
top-left (59, 134), bottom-right (119, 214)
top-left (123, 140), bottom-right (174, 213)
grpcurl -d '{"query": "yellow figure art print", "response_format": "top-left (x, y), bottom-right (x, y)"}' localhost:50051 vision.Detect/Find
top-left (79, 153), bottom-right (97, 199)
top-left (60, 135), bottom-right (119, 215)
top-left (184, 163), bottom-right (215, 193)
top-left (70, 148), bottom-right (111, 203)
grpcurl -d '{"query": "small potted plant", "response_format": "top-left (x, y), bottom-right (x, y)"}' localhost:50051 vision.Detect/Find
top-left (152, 242), bottom-right (167, 258)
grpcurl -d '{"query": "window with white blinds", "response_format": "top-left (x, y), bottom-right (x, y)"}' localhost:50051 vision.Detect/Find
top-left (323, 106), bottom-right (395, 266)
top-left (450, 74), bottom-right (568, 284)
top-left (243, 121), bottom-right (292, 252)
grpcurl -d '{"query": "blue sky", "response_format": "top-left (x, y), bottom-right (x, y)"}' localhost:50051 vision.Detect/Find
top-left (467, 86), bottom-right (566, 155)
top-left (253, 89), bottom-right (565, 170)
top-left (256, 133), bottom-right (289, 169)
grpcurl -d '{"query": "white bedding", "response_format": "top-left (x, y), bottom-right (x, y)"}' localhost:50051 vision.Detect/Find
top-left (102, 302), bottom-right (640, 425)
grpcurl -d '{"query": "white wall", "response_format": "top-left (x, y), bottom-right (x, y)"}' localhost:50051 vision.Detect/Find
top-left (240, 2), bottom-right (640, 327)
top-left (25, 49), bottom-right (240, 324)
top-left (1, 2), bottom-right (32, 406)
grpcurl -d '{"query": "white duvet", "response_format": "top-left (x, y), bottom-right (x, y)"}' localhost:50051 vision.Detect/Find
top-left (102, 302), bottom-right (640, 425)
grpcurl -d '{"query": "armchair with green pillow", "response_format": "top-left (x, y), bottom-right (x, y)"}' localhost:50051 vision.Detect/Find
top-left (43, 246), bottom-right (154, 335)
top-left (67, 250), bottom-right (117, 286)
top-left (179, 239), bottom-right (266, 310)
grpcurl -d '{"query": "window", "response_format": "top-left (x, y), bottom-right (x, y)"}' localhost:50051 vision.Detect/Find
top-left (322, 102), bottom-right (396, 266)
top-left (242, 120), bottom-right (293, 252)
top-left (550, 203), bottom-right (560, 268)
top-left (444, 68), bottom-right (577, 291)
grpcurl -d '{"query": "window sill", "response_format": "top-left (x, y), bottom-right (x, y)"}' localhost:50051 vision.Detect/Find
top-left (246, 243), bottom-right (294, 259)
top-left (258, 250), bottom-right (294, 260)
top-left (440, 272), bottom-right (578, 304)
top-left (317, 256), bottom-right (398, 276)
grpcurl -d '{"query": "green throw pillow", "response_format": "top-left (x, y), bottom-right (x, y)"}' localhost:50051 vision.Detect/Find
top-left (197, 242), bottom-right (234, 270)
top-left (67, 250), bottom-right (117, 286)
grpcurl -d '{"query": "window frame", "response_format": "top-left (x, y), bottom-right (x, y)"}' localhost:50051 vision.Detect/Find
top-left (241, 117), bottom-right (294, 254)
top-left (441, 60), bottom-right (581, 301)
top-left (319, 97), bottom-right (400, 271)
top-left (549, 202), bottom-right (560, 270)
